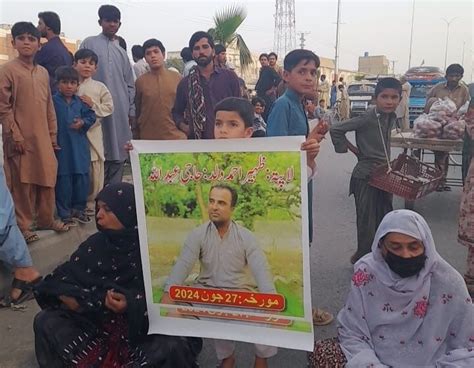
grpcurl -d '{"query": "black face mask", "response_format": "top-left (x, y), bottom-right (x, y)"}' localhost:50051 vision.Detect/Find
top-left (384, 250), bottom-right (427, 278)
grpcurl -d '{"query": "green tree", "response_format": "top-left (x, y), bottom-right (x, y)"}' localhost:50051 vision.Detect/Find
top-left (165, 58), bottom-right (184, 73)
top-left (138, 152), bottom-right (302, 230)
top-left (207, 4), bottom-right (252, 71)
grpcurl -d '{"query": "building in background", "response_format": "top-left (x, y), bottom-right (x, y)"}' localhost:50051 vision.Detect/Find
top-left (318, 56), bottom-right (358, 84)
top-left (0, 24), bottom-right (80, 66)
top-left (358, 52), bottom-right (389, 75)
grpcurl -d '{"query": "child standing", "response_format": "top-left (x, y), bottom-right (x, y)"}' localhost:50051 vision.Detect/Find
top-left (0, 22), bottom-right (69, 243)
top-left (213, 96), bottom-right (322, 368)
top-left (53, 67), bottom-right (96, 225)
top-left (74, 49), bottom-right (114, 214)
top-left (330, 78), bottom-right (401, 264)
top-left (251, 97), bottom-right (267, 137)
top-left (266, 50), bottom-right (333, 326)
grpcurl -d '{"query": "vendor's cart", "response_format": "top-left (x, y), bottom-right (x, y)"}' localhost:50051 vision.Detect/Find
top-left (389, 130), bottom-right (463, 209)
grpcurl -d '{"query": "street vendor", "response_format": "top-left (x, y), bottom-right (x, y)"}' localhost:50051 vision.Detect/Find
top-left (330, 78), bottom-right (402, 264)
top-left (424, 63), bottom-right (470, 191)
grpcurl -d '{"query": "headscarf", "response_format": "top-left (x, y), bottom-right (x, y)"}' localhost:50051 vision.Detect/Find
top-left (35, 182), bottom-right (148, 341)
top-left (337, 210), bottom-right (474, 367)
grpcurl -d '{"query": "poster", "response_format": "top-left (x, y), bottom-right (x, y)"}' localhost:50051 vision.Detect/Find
top-left (130, 137), bottom-right (314, 351)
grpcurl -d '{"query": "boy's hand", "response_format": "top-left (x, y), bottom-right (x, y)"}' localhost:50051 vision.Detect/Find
top-left (79, 95), bottom-right (93, 108)
top-left (79, 95), bottom-right (94, 107)
top-left (308, 125), bottom-right (325, 143)
top-left (313, 120), bottom-right (329, 137)
top-left (70, 118), bottom-right (84, 131)
top-left (124, 141), bottom-right (133, 152)
top-left (52, 142), bottom-right (61, 151)
top-left (301, 138), bottom-right (320, 170)
top-left (13, 141), bottom-right (25, 154)
top-left (347, 140), bottom-right (360, 157)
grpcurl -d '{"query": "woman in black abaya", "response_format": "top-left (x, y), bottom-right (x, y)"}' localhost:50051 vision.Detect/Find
top-left (33, 182), bottom-right (202, 368)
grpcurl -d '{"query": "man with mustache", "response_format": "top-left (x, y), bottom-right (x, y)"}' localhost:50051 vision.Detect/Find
top-left (80, 5), bottom-right (135, 185)
top-left (172, 31), bottom-right (241, 139)
top-left (35, 11), bottom-right (72, 92)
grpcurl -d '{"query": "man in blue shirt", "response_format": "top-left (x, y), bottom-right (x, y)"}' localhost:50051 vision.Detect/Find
top-left (36, 11), bottom-right (72, 92)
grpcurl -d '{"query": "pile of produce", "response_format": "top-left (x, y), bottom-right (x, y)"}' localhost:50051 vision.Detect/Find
top-left (413, 97), bottom-right (465, 140)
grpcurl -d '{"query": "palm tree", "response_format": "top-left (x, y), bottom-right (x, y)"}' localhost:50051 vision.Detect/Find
top-left (208, 4), bottom-right (253, 71)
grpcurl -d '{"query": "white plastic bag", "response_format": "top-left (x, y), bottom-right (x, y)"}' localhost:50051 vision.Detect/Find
top-left (414, 113), bottom-right (442, 138)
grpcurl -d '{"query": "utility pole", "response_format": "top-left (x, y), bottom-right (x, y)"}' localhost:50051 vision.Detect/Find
top-left (274, 0), bottom-right (296, 58)
top-left (391, 60), bottom-right (397, 75)
top-left (298, 31), bottom-right (310, 49)
top-left (334, 0), bottom-right (342, 81)
top-left (408, 0), bottom-right (416, 68)
top-left (442, 17), bottom-right (457, 70)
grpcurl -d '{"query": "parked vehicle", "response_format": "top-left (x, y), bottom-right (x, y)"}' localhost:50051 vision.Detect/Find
top-left (404, 66), bottom-right (445, 125)
top-left (347, 81), bottom-right (376, 117)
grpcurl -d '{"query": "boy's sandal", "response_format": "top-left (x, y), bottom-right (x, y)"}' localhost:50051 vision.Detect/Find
top-left (63, 218), bottom-right (78, 227)
top-left (22, 230), bottom-right (40, 244)
top-left (0, 276), bottom-right (43, 307)
top-left (37, 220), bottom-right (70, 232)
top-left (312, 308), bottom-right (334, 326)
top-left (73, 213), bottom-right (92, 224)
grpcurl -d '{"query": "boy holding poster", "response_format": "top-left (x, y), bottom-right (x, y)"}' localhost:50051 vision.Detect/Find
top-left (160, 97), bottom-right (321, 368)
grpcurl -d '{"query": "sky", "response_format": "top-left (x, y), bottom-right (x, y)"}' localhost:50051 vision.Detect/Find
top-left (1, 0), bottom-right (472, 80)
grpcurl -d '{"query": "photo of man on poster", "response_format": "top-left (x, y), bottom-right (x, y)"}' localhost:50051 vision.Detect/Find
top-left (161, 184), bottom-right (275, 305)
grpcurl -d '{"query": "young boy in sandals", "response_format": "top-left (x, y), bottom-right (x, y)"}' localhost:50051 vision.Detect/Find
top-left (0, 22), bottom-right (69, 243)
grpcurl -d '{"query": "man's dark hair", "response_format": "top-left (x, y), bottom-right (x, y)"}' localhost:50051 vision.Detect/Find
top-left (210, 184), bottom-right (238, 208)
top-left (319, 99), bottom-right (325, 103)
top-left (259, 53), bottom-right (268, 60)
top-left (321, 74), bottom-right (326, 78)
top-left (339, 76), bottom-right (344, 82)
top-left (74, 49), bottom-right (99, 65)
top-left (38, 11), bottom-right (61, 35)
top-left (180, 47), bottom-right (193, 62)
top-left (116, 36), bottom-right (127, 51)
top-left (55, 66), bottom-right (79, 83)
top-left (374, 77), bottom-right (402, 97)
top-left (215, 44), bottom-right (226, 55)
top-left (131, 45), bottom-right (144, 59)
top-left (268, 52), bottom-right (278, 60)
top-left (142, 39), bottom-right (165, 54)
top-left (215, 97), bottom-right (254, 129)
top-left (251, 96), bottom-right (266, 107)
top-left (11, 22), bottom-right (40, 40)
top-left (446, 63), bottom-right (464, 76)
top-left (283, 49), bottom-right (320, 72)
top-left (189, 31), bottom-right (214, 50)
top-left (98, 4), bottom-right (121, 21)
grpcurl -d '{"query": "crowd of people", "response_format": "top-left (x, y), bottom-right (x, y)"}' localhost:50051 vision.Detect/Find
top-left (0, 3), bottom-right (473, 367)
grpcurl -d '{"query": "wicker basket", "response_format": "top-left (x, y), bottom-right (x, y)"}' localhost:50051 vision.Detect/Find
top-left (369, 154), bottom-right (443, 201)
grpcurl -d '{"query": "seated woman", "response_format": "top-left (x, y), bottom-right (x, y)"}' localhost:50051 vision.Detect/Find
top-left (33, 182), bottom-right (202, 368)
top-left (309, 210), bottom-right (474, 367)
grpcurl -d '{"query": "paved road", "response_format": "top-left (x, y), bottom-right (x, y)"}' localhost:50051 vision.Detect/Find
top-left (0, 134), bottom-right (466, 367)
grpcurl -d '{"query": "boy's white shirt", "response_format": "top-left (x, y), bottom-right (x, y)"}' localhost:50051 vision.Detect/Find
top-left (77, 77), bottom-right (114, 162)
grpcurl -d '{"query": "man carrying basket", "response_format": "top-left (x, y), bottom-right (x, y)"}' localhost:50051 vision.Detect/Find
top-left (330, 78), bottom-right (402, 264)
